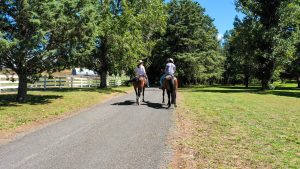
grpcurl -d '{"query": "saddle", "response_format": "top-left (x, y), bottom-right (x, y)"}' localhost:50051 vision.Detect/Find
top-left (136, 75), bottom-right (147, 84)
top-left (138, 76), bottom-right (146, 81)
top-left (163, 75), bottom-right (177, 90)
top-left (165, 75), bottom-right (176, 81)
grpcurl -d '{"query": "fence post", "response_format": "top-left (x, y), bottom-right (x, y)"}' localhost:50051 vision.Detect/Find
top-left (80, 78), bottom-right (83, 88)
top-left (59, 77), bottom-right (62, 89)
top-left (0, 76), bottom-right (2, 93)
top-left (88, 78), bottom-right (91, 88)
top-left (71, 77), bottom-right (74, 88)
top-left (43, 76), bottom-right (47, 90)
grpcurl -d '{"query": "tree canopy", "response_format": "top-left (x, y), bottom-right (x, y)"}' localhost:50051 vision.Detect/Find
top-left (149, 0), bottom-right (224, 85)
top-left (222, 0), bottom-right (300, 89)
top-left (81, 0), bottom-right (167, 88)
top-left (1, 0), bottom-right (299, 101)
top-left (0, 0), bottom-right (97, 101)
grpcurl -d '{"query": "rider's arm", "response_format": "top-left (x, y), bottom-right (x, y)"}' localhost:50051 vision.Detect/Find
top-left (142, 66), bottom-right (146, 74)
top-left (173, 64), bottom-right (176, 73)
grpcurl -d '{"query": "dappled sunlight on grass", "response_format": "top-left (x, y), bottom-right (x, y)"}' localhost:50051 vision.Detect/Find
top-left (178, 84), bottom-right (300, 168)
top-left (0, 87), bottom-right (131, 131)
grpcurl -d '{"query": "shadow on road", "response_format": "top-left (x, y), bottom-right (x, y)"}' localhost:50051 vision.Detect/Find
top-left (141, 101), bottom-right (165, 109)
top-left (111, 100), bottom-right (167, 109)
top-left (111, 100), bottom-right (136, 106)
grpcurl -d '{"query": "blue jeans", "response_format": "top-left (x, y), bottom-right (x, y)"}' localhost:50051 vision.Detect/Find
top-left (160, 74), bottom-right (166, 87)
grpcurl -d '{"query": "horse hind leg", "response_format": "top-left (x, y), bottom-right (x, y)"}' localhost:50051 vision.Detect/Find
top-left (167, 91), bottom-right (171, 108)
top-left (134, 87), bottom-right (139, 105)
top-left (162, 89), bottom-right (165, 103)
top-left (137, 88), bottom-right (142, 105)
top-left (173, 90), bottom-right (177, 107)
top-left (142, 87), bottom-right (145, 102)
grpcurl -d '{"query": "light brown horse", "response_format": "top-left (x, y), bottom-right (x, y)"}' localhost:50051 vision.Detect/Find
top-left (133, 76), bottom-right (147, 105)
top-left (162, 75), bottom-right (178, 108)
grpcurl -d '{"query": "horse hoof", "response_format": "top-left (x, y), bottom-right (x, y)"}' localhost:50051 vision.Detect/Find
top-left (174, 104), bottom-right (177, 107)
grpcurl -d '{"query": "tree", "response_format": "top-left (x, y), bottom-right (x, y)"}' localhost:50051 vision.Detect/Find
top-left (150, 0), bottom-right (224, 85)
top-left (82, 0), bottom-right (166, 88)
top-left (235, 0), bottom-right (298, 90)
top-left (282, 0), bottom-right (300, 88)
top-left (223, 18), bottom-right (258, 87)
top-left (0, 0), bottom-right (97, 101)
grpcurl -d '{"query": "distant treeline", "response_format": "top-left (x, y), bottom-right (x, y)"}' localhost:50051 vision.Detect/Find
top-left (0, 0), bottom-right (299, 102)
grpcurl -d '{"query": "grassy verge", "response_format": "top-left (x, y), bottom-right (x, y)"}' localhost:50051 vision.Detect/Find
top-left (0, 87), bottom-right (131, 132)
top-left (173, 84), bottom-right (300, 168)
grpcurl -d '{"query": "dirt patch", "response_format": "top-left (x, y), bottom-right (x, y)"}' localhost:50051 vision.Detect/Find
top-left (0, 91), bottom-right (131, 145)
top-left (169, 94), bottom-right (198, 169)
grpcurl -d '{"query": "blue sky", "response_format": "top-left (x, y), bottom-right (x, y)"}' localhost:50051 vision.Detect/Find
top-left (165, 0), bottom-right (244, 37)
top-left (196, 0), bottom-right (243, 36)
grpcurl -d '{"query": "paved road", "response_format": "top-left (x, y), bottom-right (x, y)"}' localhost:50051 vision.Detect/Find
top-left (0, 88), bottom-right (174, 169)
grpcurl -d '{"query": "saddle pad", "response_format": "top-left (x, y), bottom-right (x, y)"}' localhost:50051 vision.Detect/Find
top-left (165, 75), bottom-right (176, 80)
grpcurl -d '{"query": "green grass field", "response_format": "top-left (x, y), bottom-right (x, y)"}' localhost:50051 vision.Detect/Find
top-left (0, 87), bottom-right (131, 131)
top-left (178, 84), bottom-right (300, 168)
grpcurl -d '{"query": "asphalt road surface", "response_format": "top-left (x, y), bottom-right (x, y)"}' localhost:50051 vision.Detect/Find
top-left (0, 88), bottom-right (174, 169)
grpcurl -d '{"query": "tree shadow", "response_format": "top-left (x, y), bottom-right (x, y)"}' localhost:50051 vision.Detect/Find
top-left (261, 90), bottom-right (300, 98)
top-left (0, 94), bottom-right (63, 109)
top-left (185, 86), bottom-right (300, 99)
top-left (111, 100), bottom-right (136, 106)
top-left (29, 87), bottom-right (128, 94)
top-left (111, 100), bottom-right (166, 109)
top-left (141, 101), bottom-right (165, 109)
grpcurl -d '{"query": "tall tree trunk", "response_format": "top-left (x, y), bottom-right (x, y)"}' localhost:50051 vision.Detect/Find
top-left (16, 72), bottom-right (28, 102)
top-left (297, 75), bottom-right (300, 88)
top-left (244, 74), bottom-right (250, 88)
top-left (261, 79), bottom-right (270, 90)
top-left (260, 60), bottom-right (275, 90)
top-left (100, 71), bottom-right (108, 88)
top-left (99, 36), bottom-right (109, 88)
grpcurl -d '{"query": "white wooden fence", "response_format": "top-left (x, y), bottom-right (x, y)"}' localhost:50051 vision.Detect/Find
top-left (0, 75), bottom-right (127, 93)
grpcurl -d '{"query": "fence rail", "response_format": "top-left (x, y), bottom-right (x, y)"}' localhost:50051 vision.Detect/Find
top-left (0, 75), bottom-right (128, 93)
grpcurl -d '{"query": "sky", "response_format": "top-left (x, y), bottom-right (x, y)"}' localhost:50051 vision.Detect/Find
top-left (165, 0), bottom-right (244, 38)
top-left (196, 0), bottom-right (244, 37)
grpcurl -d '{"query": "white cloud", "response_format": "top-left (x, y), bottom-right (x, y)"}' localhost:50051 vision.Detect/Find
top-left (217, 34), bottom-right (223, 41)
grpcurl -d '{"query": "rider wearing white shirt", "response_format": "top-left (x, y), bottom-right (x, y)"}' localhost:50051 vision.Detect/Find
top-left (135, 64), bottom-right (146, 77)
top-left (165, 61), bottom-right (176, 76)
top-left (127, 60), bottom-right (149, 87)
top-left (160, 58), bottom-right (176, 88)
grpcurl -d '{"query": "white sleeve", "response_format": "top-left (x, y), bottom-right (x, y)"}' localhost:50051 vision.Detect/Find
top-left (142, 66), bottom-right (146, 74)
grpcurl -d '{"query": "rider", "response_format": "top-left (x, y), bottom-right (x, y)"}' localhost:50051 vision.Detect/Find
top-left (159, 58), bottom-right (176, 88)
top-left (127, 60), bottom-right (149, 87)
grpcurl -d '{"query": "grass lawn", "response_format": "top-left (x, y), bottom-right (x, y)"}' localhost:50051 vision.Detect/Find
top-left (175, 84), bottom-right (300, 168)
top-left (0, 87), bottom-right (131, 132)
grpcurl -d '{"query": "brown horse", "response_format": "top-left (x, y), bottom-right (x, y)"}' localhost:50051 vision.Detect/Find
top-left (162, 75), bottom-right (178, 108)
top-left (133, 76), bottom-right (147, 105)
